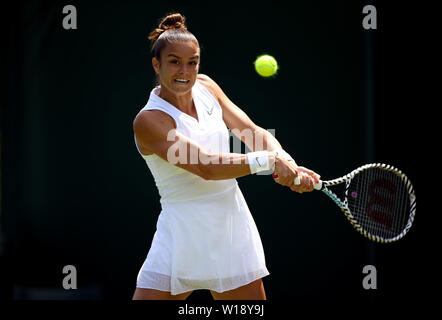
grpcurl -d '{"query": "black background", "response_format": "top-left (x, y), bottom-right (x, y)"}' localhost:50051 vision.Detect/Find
top-left (1, 0), bottom-right (435, 309)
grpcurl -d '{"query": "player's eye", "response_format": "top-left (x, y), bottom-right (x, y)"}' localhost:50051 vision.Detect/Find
top-left (189, 61), bottom-right (198, 65)
top-left (169, 60), bottom-right (179, 64)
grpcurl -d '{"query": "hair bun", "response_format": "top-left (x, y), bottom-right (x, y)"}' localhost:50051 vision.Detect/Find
top-left (159, 13), bottom-right (187, 31)
top-left (148, 13), bottom-right (187, 41)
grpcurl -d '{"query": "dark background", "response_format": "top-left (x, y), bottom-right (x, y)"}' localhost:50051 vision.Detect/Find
top-left (0, 0), bottom-right (434, 305)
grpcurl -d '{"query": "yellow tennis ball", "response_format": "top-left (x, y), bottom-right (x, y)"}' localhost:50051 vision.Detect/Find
top-left (254, 54), bottom-right (278, 77)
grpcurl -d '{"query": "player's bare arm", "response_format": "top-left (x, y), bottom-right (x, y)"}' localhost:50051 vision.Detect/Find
top-left (133, 110), bottom-right (275, 180)
top-left (197, 74), bottom-right (319, 192)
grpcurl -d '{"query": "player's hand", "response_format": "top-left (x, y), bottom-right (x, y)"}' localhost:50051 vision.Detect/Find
top-left (272, 156), bottom-right (299, 187)
top-left (289, 167), bottom-right (321, 193)
top-left (273, 156), bottom-right (320, 193)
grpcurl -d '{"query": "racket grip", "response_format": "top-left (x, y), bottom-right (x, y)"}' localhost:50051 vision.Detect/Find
top-left (294, 176), bottom-right (323, 190)
top-left (314, 180), bottom-right (323, 190)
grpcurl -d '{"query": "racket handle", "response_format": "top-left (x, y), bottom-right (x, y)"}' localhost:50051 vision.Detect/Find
top-left (294, 177), bottom-right (323, 190)
top-left (314, 180), bottom-right (323, 190)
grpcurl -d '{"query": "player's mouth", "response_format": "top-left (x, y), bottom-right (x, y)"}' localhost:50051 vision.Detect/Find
top-left (174, 79), bottom-right (190, 84)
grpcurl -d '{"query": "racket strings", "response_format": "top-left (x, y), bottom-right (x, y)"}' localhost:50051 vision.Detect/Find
top-left (347, 168), bottom-right (411, 241)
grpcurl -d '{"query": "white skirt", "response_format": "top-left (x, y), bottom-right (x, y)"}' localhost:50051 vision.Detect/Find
top-left (136, 184), bottom-right (269, 295)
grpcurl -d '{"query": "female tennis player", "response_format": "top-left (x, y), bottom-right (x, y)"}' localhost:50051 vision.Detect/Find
top-left (132, 13), bottom-right (320, 300)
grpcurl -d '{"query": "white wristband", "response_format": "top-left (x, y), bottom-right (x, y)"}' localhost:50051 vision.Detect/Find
top-left (247, 151), bottom-right (275, 174)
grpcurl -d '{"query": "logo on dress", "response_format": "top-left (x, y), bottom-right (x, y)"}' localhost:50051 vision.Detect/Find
top-left (207, 106), bottom-right (214, 115)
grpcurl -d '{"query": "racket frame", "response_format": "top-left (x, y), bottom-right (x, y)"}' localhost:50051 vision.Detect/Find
top-left (317, 163), bottom-right (416, 243)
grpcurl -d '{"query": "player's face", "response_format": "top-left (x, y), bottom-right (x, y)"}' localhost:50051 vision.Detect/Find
top-left (153, 41), bottom-right (200, 96)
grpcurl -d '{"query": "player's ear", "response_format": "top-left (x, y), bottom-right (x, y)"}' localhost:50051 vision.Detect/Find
top-left (152, 57), bottom-right (160, 74)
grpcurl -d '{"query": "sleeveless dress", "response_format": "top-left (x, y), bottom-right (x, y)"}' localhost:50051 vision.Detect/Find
top-left (134, 81), bottom-right (269, 295)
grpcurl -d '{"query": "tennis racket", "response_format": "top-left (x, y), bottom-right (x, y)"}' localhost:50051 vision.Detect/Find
top-left (294, 163), bottom-right (416, 243)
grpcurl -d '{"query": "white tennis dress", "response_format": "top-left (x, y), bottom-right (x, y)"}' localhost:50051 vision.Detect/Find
top-left (134, 81), bottom-right (269, 295)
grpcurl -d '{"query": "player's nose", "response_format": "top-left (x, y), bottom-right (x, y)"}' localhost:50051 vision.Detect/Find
top-left (178, 63), bottom-right (189, 73)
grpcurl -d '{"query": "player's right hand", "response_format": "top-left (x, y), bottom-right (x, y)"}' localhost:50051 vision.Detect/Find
top-left (273, 156), bottom-right (319, 193)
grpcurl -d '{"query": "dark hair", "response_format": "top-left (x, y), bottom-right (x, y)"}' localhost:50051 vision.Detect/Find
top-left (148, 13), bottom-right (199, 60)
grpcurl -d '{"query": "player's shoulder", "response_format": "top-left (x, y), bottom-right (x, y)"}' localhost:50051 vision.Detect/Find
top-left (196, 73), bottom-right (216, 89)
top-left (196, 73), bottom-right (214, 83)
top-left (133, 108), bottom-right (175, 134)
top-left (197, 74), bottom-right (222, 98)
